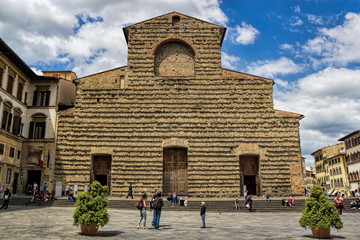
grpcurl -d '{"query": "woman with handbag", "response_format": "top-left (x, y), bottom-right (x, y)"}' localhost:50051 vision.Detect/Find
top-left (334, 193), bottom-right (345, 215)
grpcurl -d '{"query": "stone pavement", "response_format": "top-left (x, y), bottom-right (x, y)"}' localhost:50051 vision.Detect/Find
top-left (0, 206), bottom-right (359, 240)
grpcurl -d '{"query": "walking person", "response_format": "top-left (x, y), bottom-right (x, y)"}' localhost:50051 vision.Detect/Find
top-left (334, 193), bottom-right (345, 215)
top-left (0, 187), bottom-right (12, 210)
top-left (126, 183), bottom-right (133, 199)
top-left (200, 201), bottom-right (206, 228)
top-left (137, 193), bottom-right (148, 229)
top-left (152, 191), bottom-right (164, 229)
top-left (245, 194), bottom-right (253, 212)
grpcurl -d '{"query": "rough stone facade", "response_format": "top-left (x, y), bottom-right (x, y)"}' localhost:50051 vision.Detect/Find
top-left (55, 12), bottom-right (304, 197)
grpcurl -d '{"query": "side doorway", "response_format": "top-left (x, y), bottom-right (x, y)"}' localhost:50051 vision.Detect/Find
top-left (239, 155), bottom-right (259, 195)
top-left (92, 155), bottom-right (112, 191)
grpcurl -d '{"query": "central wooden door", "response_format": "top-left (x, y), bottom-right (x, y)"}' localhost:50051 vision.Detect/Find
top-left (163, 148), bottom-right (188, 195)
top-left (92, 155), bottom-right (111, 189)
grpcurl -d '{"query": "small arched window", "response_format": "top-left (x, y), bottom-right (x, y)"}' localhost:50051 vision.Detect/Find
top-left (29, 113), bottom-right (47, 139)
top-left (154, 41), bottom-right (195, 77)
top-left (172, 15), bottom-right (181, 26)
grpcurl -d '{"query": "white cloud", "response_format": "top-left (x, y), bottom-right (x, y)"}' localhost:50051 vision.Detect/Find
top-left (0, 0), bottom-right (228, 77)
top-left (274, 67), bottom-right (360, 164)
top-left (247, 57), bottom-right (302, 78)
top-left (292, 5), bottom-right (301, 14)
top-left (302, 12), bottom-right (360, 66)
top-left (232, 22), bottom-right (260, 45)
top-left (221, 52), bottom-right (240, 70)
top-left (306, 14), bottom-right (324, 25)
top-left (289, 16), bottom-right (303, 27)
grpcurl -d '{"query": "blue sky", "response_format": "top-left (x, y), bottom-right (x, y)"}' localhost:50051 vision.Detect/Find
top-left (0, 0), bottom-right (359, 165)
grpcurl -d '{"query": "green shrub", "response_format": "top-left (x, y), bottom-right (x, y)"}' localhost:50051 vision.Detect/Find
top-left (73, 181), bottom-right (109, 227)
top-left (299, 185), bottom-right (343, 230)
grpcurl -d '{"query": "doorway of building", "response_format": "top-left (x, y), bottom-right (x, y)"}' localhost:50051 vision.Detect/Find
top-left (27, 170), bottom-right (41, 190)
top-left (12, 173), bottom-right (19, 194)
top-left (163, 148), bottom-right (188, 195)
top-left (92, 155), bottom-right (111, 190)
top-left (239, 155), bottom-right (259, 195)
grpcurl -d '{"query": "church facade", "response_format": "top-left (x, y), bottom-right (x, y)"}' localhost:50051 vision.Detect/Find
top-left (55, 12), bottom-right (304, 197)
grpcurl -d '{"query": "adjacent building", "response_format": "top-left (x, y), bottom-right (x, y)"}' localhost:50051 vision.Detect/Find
top-left (55, 12), bottom-right (304, 198)
top-left (338, 129), bottom-right (360, 194)
top-left (312, 143), bottom-right (349, 196)
top-left (304, 166), bottom-right (316, 189)
top-left (0, 38), bottom-right (76, 194)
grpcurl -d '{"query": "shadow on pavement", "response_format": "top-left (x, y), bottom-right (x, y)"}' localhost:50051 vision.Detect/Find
top-left (302, 234), bottom-right (345, 239)
top-left (78, 230), bottom-right (124, 237)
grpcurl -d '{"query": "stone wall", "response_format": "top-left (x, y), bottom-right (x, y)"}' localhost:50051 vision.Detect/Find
top-left (55, 12), bottom-right (304, 197)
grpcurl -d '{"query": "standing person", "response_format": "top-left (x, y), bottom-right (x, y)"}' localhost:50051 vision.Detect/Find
top-left (0, 187), bottom-right (12, 210)
top-left (65, 185), bottom-right (70, 198)
top-left (152, 191), bottom-right (164, 229)
top-left (33, 182), bottom-right (38, 195)
top-left (334, 193), bottom-right (344, 215)
top-left (137, 193), bottom-right (148, 229)
top-left (43, 183), bottom-right (48, 193)
top-left (151, 189), bottom-right (159, 227)
top-left (200, 201), bottom-right (206, 228)
top-left (126, 183), bottom-right (133, 199)
top-left (171, 192), bottom-right (177, 204)
top-left (245, 194), bottom-right (253, 212)
top-left (244, 188), bottom-right (248, 200)
top-left (234, 199), bottom-right (240, 210)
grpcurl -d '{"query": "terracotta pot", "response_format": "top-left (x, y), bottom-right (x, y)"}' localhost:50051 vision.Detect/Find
top-left (80, 223), bottom-right (99, 235)
top-left (311, 227), bottom-right (331, 239)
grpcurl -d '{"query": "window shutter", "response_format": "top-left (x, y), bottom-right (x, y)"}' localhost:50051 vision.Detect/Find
top-left (33, 91), bottom-right (38, 106)
top-left (12, 116), bottom-right (21, 135)
top-left (28, 121), bottom-right (34, 139)
top-left (1, 111), bottom-right (8, 129)
top-left (41, 121), bottom-right (46, 138)
top-left (45, 91), bottom-right (51, 106)
top-left (7, 113), bottom-right (12, 131)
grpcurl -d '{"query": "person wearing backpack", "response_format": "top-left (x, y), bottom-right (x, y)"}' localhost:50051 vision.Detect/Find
top-left (137, 193), bottom-right (148, 229)
top-left (0, 187), bottom-right (12, 210)
top-left (152, 191), bottom-right (164, 229)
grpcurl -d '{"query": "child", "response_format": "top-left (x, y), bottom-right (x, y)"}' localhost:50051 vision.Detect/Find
top-left (234, 199), bottom-right (240, 210)
top-left (200, 201), bottom-right (206, 228)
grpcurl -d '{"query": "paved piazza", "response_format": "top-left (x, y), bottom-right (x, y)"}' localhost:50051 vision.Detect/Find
top-left (0, 206), bottom-right (359, 240)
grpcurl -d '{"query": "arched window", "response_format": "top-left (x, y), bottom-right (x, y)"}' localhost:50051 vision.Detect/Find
top-left (29, 113), bottom-right (47, 139)
top-left (154, 41), bottom-right (195, 76)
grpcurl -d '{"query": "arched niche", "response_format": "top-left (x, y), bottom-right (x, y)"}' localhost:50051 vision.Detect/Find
top-left (154, 41), bottom-right (195, 76)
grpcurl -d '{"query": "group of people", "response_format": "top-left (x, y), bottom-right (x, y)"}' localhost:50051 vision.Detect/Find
top-left (30, 182), bottom-right (57, 202)
top-left (65, 185), bottom-right (77, 202)
top-left (135, 189), bottom-right (207, 229)
top-left (282, 197), bottom-right (295, 207)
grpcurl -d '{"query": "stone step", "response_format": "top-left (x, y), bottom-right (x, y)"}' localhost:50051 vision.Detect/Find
top-left (8, 198), bottom-right (360, 213)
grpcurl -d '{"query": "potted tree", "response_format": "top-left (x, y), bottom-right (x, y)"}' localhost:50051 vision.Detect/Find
top-left (299, 185), bottom-right (343, 239)
top-left (73, 181), bottom-right (109, 235)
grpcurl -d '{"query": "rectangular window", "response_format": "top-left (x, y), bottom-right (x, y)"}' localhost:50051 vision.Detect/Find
top-left (6, 168), bottom-right (11, 184)
top-left (0, 143), bottom-right (4, 155)
top-left (6, 112), bottom-right (12, 132)
top-left (17, 150), bottom-right (21, 160)
top-left (0, 67), bottom-right (3, 87)
top-left (7, 75), bottom-right (14, 94)
top-left (33, 90), bottom-right (51, 106)
top-left (17, 82), bottom-right (23, 101)
top-left (24, 92), bottom-right (28, 104)
top-left (9, 147), bottom-right (15, 158)
top-left (1, 110), bottom-right (9, 129)
top-left (29, 121), bottom-right (46, 139)
top-left (12, 116), bottom-right (22, 135)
